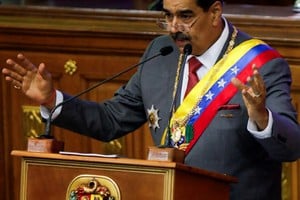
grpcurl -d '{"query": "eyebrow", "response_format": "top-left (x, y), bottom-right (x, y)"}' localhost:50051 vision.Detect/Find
top-left (162, 8), bottom-right (194, 15)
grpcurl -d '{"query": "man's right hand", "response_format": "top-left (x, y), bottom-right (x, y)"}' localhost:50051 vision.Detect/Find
top-left (1, 53), bottom-right (56, 109)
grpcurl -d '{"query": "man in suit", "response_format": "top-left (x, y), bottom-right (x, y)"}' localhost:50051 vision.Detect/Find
top-left (2, 0), bottom-right (300, 199)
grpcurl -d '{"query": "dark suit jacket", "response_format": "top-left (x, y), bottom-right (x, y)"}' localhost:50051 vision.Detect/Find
top-left (53, 22), bottom-right (300, 199)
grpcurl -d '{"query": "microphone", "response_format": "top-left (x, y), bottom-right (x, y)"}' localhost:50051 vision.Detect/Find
top-left (40, 45), bottom-right (173, 138)
top-left (165, 43), bottom-right (192, 147)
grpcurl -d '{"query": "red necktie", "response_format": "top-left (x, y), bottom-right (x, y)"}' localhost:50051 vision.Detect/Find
top-left (184, 56), bottom-right (202, 97)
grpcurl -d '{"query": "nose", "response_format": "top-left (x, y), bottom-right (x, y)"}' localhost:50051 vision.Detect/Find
top-left (169, 16), bottom-right (181, 32)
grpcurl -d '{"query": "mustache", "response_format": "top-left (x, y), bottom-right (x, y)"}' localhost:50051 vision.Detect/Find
top-left (170, 32), bottom-right (191, 41)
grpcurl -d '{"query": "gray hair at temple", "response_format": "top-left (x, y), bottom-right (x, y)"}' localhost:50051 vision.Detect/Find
top-left (197, 0), bottom-right (224, 11)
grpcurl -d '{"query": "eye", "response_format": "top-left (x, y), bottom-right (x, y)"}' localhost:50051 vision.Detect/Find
top-left (163, 12), bottom-right (174, 22)
top-left (179, 13), bottom-right (193, 22)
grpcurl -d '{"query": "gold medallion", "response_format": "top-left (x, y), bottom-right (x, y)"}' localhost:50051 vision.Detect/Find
top-left (147, 105), bottom-right (161, 130)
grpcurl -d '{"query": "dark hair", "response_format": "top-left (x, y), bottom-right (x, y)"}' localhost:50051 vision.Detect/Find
top-left (148, 0), bottom-right (163, 10)
top-left (148, 0), bottom-right (223, 11)
top-left (197, 0), bottom-right (223, 11)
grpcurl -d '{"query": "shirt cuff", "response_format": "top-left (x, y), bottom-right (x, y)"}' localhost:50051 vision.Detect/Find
top-left (40, 90), bottom-right (64, 121)
top-left (247, 108), bottom-right (273, 139)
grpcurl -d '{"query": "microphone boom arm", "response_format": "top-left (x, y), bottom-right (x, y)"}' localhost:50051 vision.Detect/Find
top-left (42, 46), bottom-right (173, 138)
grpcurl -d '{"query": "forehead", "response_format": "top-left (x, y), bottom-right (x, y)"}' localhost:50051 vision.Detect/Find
top-left (163, 0), bottom-right (199, 12)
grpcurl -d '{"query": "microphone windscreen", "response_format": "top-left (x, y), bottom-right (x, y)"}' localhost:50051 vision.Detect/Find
top-left (160, 46), bottom-right (174, 56)
top-left (183, 44), bottom-right (192, 55)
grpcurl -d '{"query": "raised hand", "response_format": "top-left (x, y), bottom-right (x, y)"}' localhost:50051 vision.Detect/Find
top-left (231, 65), bottom-right (269, 130)
top-left (2, 53), bottom-right (56, 109)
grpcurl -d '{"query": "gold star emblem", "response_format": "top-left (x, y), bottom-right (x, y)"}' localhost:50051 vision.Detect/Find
top-left (147, 105), bottom-right (161, 130)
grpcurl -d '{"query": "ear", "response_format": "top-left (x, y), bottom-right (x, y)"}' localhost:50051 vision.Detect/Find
top-left (209, 1), bottom-right (223, 25)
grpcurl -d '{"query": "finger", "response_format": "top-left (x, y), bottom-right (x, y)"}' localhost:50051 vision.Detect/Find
top-left (231, 77), bottom-right (247, 91)
top-left (2, 67), bottom-right (10, 76)
top-left (2, 67), bottom-right (24, 83)
top-left (253, 69), bottom-right (264, 90)
top-left (12, 79), bottom-right (22, 89)
top-left (4, 74), bottom-right (22, 88)
top-left (252, 65), bottom-right (263, 87)
top-left (232, 77), bottom-right (257, 100)
top-left (6, 58), bottom-right (28, 76)
top-left (17, 53), bottom-right (36, 71)
top-left (248, 70), bottom-right (264, 96)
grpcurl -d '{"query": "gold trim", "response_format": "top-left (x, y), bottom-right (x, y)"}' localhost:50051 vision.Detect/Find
top-left (64, 59), bottom-right (77, 75)
top-left (22, 105), bottom-right (44, 138)
top-left (164, 170), bottom-right (174, 200)
top-left (282, 162), bottom-right (291, 200)
top-left (20, 158), bottom-right (28, 200)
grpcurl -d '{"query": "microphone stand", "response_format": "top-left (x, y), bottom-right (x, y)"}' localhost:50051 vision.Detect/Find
top-left (27, 46), bottom-right (173, 153)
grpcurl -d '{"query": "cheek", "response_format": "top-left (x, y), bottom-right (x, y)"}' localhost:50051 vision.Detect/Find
top-left (189, 28), bottom-right (211, 54)
top-left (189, 16), bottom-right (216, 54)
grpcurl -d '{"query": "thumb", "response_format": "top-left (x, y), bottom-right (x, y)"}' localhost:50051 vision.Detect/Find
top-left (37, 63), bottom-right (52, 81)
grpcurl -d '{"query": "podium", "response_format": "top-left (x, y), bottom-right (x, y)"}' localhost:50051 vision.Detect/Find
top-left (12, 150), bottom-right (237, 200)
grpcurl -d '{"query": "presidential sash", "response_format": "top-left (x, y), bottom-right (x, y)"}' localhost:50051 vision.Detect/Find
top-left (161, 38), bottom-right (281, 155)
